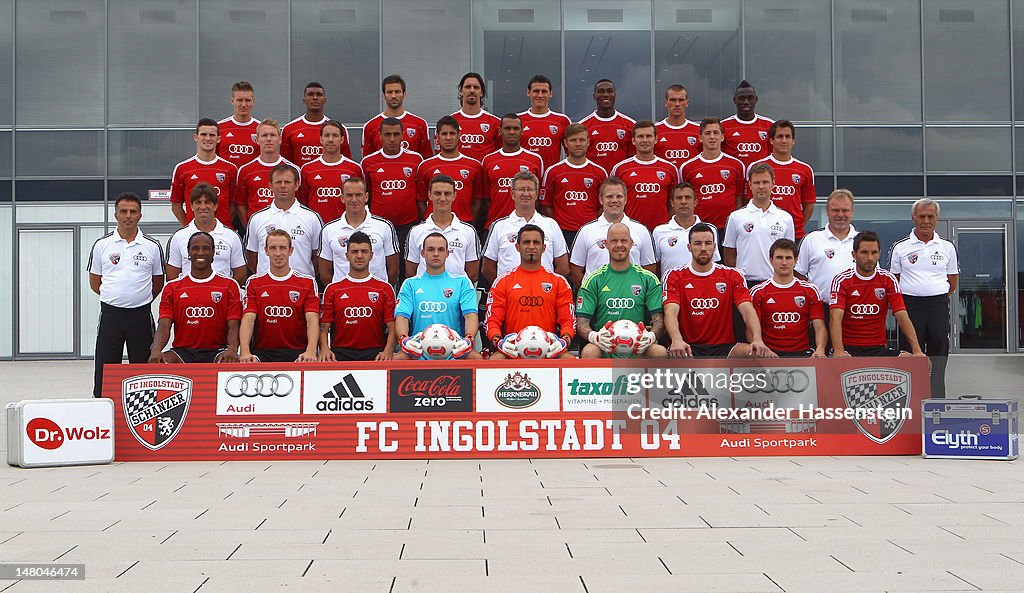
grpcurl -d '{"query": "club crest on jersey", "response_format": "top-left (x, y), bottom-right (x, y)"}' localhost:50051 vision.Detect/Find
top-left (908, 253), bottom-right (919, 264)
top-left (716, 282), bottom-right (727, 294)
top-left (338, 236), bottom-right (348, 248)
top-left (250, 133), bottom-right (258, 143)
top-left (631, 285), bottom-right (642, 297)
top-left (340, 174), bottom-right (351, 182)
top-left (616, 129), bottom-right (626, 139)
top-left (720, 169), bottom-right (730, 180)
top-left (688, 137), bottom-right (697, 146)
top-left (758, 131), bottom-right (768, 140)
top-left (874, 288), bottom-right (886, 300)
top-left (210, 291), bottom-right (223, 303)
top-left (406, 129), bottom-right (416, 138)
top-left (656, 171), bottom-right (666, 180)
top-left (443, 288), bottom-right (454, 298)
top-left (597, 239), bottom-right (607, 250)
top-left (792, 174), bottom-right (801, 184)
top-left (549, 125), bottom-right (559, 135)
top-left (216, 173), bottom-right (226, 183)
top-left (480, 123), bottom-right (490, 133)
top-left (794, 296), bottom-right (806, 307)
top-left (368, 291), bottom-right (379, 303)
top-left (519, 165), bottom-right (530, 173)
top-left (743, 222), bottom-right (754, 233)
top-left (109, 253), bottom-right (121, 265)
top-left (459, 169), bottom-right (469, 179)
top-left (288, 290), bottom-right (300, 303)
top-left (668, 236), bottom-right (678, 247)
top-left (825, 248), bottom-right (835, 259)
top-left (506, 233), bottom-right (517, 244)
top-left (403, 167), bottom-right (413, 177)
top-left (541, 282), bottom-right (553, 293)
top-left (583, 178), bottom-right (594, 188)
top-left (122, 374), bottom-right (192, 451)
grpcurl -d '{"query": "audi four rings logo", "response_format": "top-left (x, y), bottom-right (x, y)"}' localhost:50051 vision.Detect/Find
top-left (690, 298), bottom-right (720, 309)
top-left (751, 370), bottom-right (809, 393)
top-left (317, 187), bottom-right (343, 197)
top-left (418, 301), bottom-right (447, 313)
top-left (497, 177), bottom-right (514, 188)
top-left (344, 307), bottom-right (373, 318)
top-left (224, 373), bottom-right (295, 397)
top-left (300, 146), bottom-right (322, 156)
top-left (565, 191), bottom-right (589, 201)
top-left (700, 183), bottom-right (726, 194)
top-left (634, 183), bottom-right (661, 194)
top-left (736, 142), bottom-right (762, 152)
top-left (461, 134), bottom-right (486, 144)
top-left (850, 304), bottom-right (881, 315)
top-left (665, 149), bottom-right (691, 160)
top-left (519, 296), bottom-right (543, 306)
top-left (264, 306), bottom-right (293, 318)
top-left (773, 186), bottom-right (797, 196)
top-left (595, 142), bottom-right (619, 152)
top-left (185, 307), bottom-right (215, 318)
top-left (380, 180), bottom-right (407, 190)
top-left (527, 137), bottom-right (553, 147)
top-left (606, 298), bottom-right (636, 309)
top-left (228, 144), bottom-right (255, 154)
top-left (771, 312), bottom-right (801, 323)
top-left (256, 188), bottom-right (274, 198)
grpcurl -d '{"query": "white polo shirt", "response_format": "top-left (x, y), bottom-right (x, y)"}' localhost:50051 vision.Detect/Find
top-left (319, 209), bottom-right (398, 282)
top-left (245, 200), bottom-right (323, 277)
top-left (570, 213), bottom-right (656, 277)
top-left (723, 201), bottom-right (795, 282)
top-left (483, 210), bottom-right (567, 278)
top-left (796, 224), bottom-right (857, 302)
top-left (651, 215), bottom-right (720, 282)
top-left (888, 231), bottom-right (959, 296)
top-left (87, 229), bottom-right (165, 308)
top-left (406, 213), bottom-right (481, 277)
top-left (166, 221), bottom-right (245, 279)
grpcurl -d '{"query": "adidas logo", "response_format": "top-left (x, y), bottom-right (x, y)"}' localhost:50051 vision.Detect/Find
top-left (695, 173), bottom-right (703, 178)
top-left (317, 373), bottom-right (373, 412)
top-left (226, 132), bottom-right (234, 137)
top-left (684, 283), bottom-right (693, 289)
top-left (591, 130), bottom-right (599, 135)
top-left (493, 165), bottom-right (500, 170)
top-left (297, 132), bottom-right (305, 138)
top-left (190, 174), bottom-right (199, 180)
top-left (851, 290), bottom-right (860, 296)
top-left (180, 292), bottom-right (189, 298)
top-left (629, 171), bottom-right (637, 177)
top-left (601, 286), bottom-right (610, 292)
top-left (767, 297), bottom-right (775, 304)
top-left (433, 169), bottom-right (441, 175)
top-left (340, 293), bottom-right (349, 299)
top-left (254, 176), bottom-right (262, 181)
top-left (659, 137), bottom-right (666, 142)
top-left (261, 291), bottom-right (270, 297)
top-left (415, 288), bottom-right (425, 294)
top-left (512, 283), bottom-right (522, 289)
top-left (732, 132), bottom-right (740, 136)
top-left (377, 167), bottom-right (384, 173)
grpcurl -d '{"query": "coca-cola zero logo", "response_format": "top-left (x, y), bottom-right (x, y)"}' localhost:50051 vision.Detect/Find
top-left (389, 368), bottom-right (473, 412)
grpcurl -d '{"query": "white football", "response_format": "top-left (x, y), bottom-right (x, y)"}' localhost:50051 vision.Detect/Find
top-left (609, 319), bottom-right (642, 355)
top-left (515, 326), bottom-right (550, 359)
top-left (420, 324), bottom-right (458, 360)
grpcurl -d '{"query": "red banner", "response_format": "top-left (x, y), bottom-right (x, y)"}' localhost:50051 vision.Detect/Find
top-left (102, 357), bottom-right (929, 461)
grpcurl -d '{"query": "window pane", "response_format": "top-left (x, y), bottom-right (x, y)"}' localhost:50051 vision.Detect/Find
top-left (836, 127), bottom-right (923, 173)
top-left (0, 0), bottom-right (11, 126)
top-left (1014, 0), bottom-right (1024, 120)
top-left (199, 0), bottom-right (289, 123)
top-left (793, 125), bottom-right (833, 174)
top-left (16, 130), bottom-right (104, 177)
top-left (16, 0), bottom-right (104, 126)
top-left (108, 0), bottom-right (197, 126)
top-left (291, 0), bottom-right (379, 124)
top-left (654, 0), bottom-right (741, 121)
top-left (744, 0), bottom-right (832, 122)
top-left (835, 0), bottom-right (921, 122)
top-left (108, 129), bottom-right (195, 177)
top-left (926, 126), bottom-right (1012, 172)
top-left (0, 131), bottom-right (10, 177)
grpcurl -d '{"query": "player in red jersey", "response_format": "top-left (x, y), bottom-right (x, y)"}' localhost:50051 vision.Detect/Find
top-left (539, 123), bottom-right (607, 248)
top-left (451, 72), bottom-right (501, 162)
top-left (362, 117), bottom-right (424, 251)
top-left (282, 82), bottom-right (351, 167)
top-left (721, 80), bottom-right (774, 170)
top-left (235, 119), bottom-right (300, 222)
top-left (481, 113), bottom-right (544, 229)
top-left (320, 231), bottom-right (398, 361)
top-left (680, 117), bottom-right (746, 233)
top-left (579, 79), bottom-right (636, 172)
top-left (416, 116), bottom-right (484, 224)
top-left (748, 120), bottom-right (816, 239)
top-left (362, 74), bottom-right (433, 159)
top-left (519, 74), bottom-right (572, 170)
top-left (170, 118), bottom-right (238, 227)
top-left (655, 84), bottom-right (702, 168)
top-left (663, 223), bottom-right (771, 358)
top-left (238, 230), bottom-right (320, 363)
top-left (217, 81), bottom-right (260, 168)
top-left (830, 231), bottom-right (925, 358)
top-left (610, 121), bottom-right (679, 231)
top-left (749, 239), bottom-right (826, 358)
top-left (298, 120), bottom-right (363, 224)
top-left (149, 232), bottom-right (242, 364)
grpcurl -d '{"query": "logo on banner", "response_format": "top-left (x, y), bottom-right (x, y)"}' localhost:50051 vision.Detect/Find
top-left (26, 417), bottom-right (111, 450)
top-left (390, 368), bottom-right (473, 412)
top-left (122, 375), bottom-right (192, 451)
top-left (493, 372), bottom-right (542, 409)
top-left (841, 368), bottom-right (911, 444)
top-left (316, 373), bottom-right (374, 412)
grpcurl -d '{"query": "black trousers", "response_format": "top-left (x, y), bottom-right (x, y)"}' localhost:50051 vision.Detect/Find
top-left (900, 294), bottom-right (950, 398)
top-left (94, 302), bottom-right (154, 397)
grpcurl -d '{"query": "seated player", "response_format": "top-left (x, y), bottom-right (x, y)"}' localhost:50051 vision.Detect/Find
top-left (577, 223), bottom-right (667, 358)
top-left (238, 230), bottom-right (320, 363)
top-left (149, 232), bottom-right (242, 363)
top-left (749, 239), bottom-right (826, 358)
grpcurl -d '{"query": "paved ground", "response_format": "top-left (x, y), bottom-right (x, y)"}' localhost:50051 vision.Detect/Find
top-left (0, 356), bottom-right (1022, 593)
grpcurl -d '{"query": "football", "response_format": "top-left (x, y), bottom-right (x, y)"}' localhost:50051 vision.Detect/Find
top-left (609, 319), bottom-right (642, 355)
top-left (419, 324), bottom-right (458, 360)
top-left (515, 326), bottom-right (550, 359)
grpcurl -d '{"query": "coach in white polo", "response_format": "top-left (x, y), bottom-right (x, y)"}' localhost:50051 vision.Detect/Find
top-left (245, 163), bottom-right (323, 277)
top-left (652, 181), bottom-right (719, 281)
top-left (318, 177), bottom-right (399, 286)
top-left (723, 162), bottom-right (794, 285)
top-left (407, 174), bottom-right (481, 282)
top-left (481, 170), bottom-right (567, 282)
top-left (797, 188), bottom-right (856, 303)
top-left (88, 192), bottom-right (165, 397)
top-left (570, 175), bottom-right (656, 289)
top-left (166, 182), bottom-right (246, 286)
top-left (888, 198), bottom-right (959, 398)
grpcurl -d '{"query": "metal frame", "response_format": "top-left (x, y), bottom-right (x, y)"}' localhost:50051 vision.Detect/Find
top-left (950, 221), bottom-right (1018, 353)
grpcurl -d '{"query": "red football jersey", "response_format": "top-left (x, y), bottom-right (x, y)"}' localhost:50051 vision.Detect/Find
top-left (540, 159), bottom-right (607, 232)
top-left (610, 156), bottom-right (680, 231)
top-left (298, 157), bottom-right (364, 224)
top-left (281, 115), bottom-right (352, 166)
top-left (747, 155), bottom-right (816, 239)
top-left (721, 115), bottom-right (774, 170)
top-left (830, 269), bottom-right (906, 348)
top-left (518, 110), bottom-right (572, 170)
top-left (481, 148), bottom-right (545, 228)
top-left (663, 264), bottom-right (751, 346)
top-left (580, 111), bottom-right (636, 173)
top-left (362, 112), bottom-right (433, 159)
top-left (749, 278), bottom-right (824, 353)
top-left (236, 157), bottom-right (300, 219)
top-left (451, 110), bottom-right (502, 162)
top-left (159, 274), bottom-right (242, 350)
top-left (362, 149), bottom-right (423, 227)
top-left (170, 155), bottom-right (238, 226)
top-left (655, 119), bottom-right (702, 168)
top-left (321, 276), bottom-right (396, 350)
top-left (416, 155), bottom-right (484, 222)
top-left (680, 153), bottom-right (746, 229)
top-left (217, 116), bottom-right (260, 168)
top-left (242, 271), bottom-right (319, 351)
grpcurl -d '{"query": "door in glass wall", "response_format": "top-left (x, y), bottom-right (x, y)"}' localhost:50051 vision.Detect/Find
top-left (950, 222), bottom-right (1009, 352)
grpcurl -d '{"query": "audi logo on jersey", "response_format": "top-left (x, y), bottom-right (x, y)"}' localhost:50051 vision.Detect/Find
top-left (300, 146), bottom-right (322, 156)
top-left (527, 137), bottom-right (553, 147)
top-left (664, 149), bottom-right (692, 160)
top-left (850, 304), bottom-right (880, 315)
top-left (185, 307), bottom-right (215, 318)
top-left (634, 183), bottom-right (662, 194)
top-left (736, 142), bottom-right (762, 153)
top-left (228, 144), bottom-right (255, 154)
top-left (497, 177), bottom-right (514, 188)
top-left (773, 186), bottom-right (797, 196)
top-left (606, 298), bottom-right (636, 309)
top-left (419, 301), bottom-right (447, 313)
top-left (344, 307), bottom-right (373, 318)
top-left (690, 298), bottom-right (720, 310)
top-left (460, 134), bottom-right (486, 144)
top-left (256, 188), bottom-right (274, 198)
top-left (380, 180), bottom-right (407, 191)
top-left (519, 297), bottom-right (544, 306)
top-left (264, 306), bottom-right (293, 318)
top-left (317, 187), bottom-right (343, 198)
top-left (565, 191), bottom-right (589, 202)
top-left (699, 183), bottom-right (726, 194)
top-left (594, 142), bottom-right (619, 152)
top-left (770, 312), bottom-right (801, 323)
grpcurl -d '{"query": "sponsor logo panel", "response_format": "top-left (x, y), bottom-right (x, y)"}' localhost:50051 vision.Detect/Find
top-left (216, 371), bottom-right (301, 415)
top-left (476, 368), bottom-right (560, 412)
top-left (302, 370), bottom-right (387, 414)
top-left (389, 368), bottom-right (473, 413)
top-left (122, 374), bottom-right (192, 451)
top-left (841, 367), bottom-right (910, 444)
top-left (562, 367), bottom-right (645, 412)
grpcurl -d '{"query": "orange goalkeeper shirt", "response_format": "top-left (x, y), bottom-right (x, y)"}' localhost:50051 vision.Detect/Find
top-left (486, 266), bottom-right (575, 342)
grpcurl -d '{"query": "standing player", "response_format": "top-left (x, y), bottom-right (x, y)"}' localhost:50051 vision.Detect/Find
top-left (653, 183), bottom-right (720, 282)
top-left (166, 183), bottom-right (247, 286)
top-left (749, 239), bottom-right (826, 358)
top-left (406, 175), bottom-right (481, 282)
top-left (721, 80), bottom-right (774, 170)
top-left (723, 162), bottom-right (795, 286)
top-left (577, 224), bottom-right (666, 359)
top-left (539, 123), bottom-right (607, 248)
top-left (298, 120), bottom-right (363, 224)
top-left (235, 119), bottom-right (299, 222)
top-left (451, 72), bottom-right (501, 162)
top-left (680, 117), bottom-right (746, 235)
top-left (362, 74), bottom-right (433, 159)
top-left (170, 118), bottom-right (237, 226)
top-left (579, 79), bottom-right (636, 172)
top-left (282, 82), bottom-right (351, 167)
top-left (655, 84), bottom-right (702, 169)
top-left (149, 232), bottom-right (242, 364)
top-left (239, 230), bottom-right (320, 363)
top-left (519, 74), bottom-right (572, 170)
top-left (318, 177), bottom-right (399, 285)
top-left (88, 193), bottom-right (164, 396)
top-left (417, 116), bottom-right (485, 225)
top-left (482, 171), bottom-right (568, 282)
top-left (245, 164), bottom-right (323, 277)
top-left (748, 120), bottom-right (816, 239)
top-left (662, 223), bottom-right (772, 358)
top-left (830, 231), bottom-right (925, 358)
top-left (320, 231), bottom-right (398, 361)
top-left (481, 113), bottom-right (544, 230)
top-left (487, 225), bottom-right (575, 360)
top-left (362, 117), bottom-right (425, 251)
top-left (609, 120), bottom-right (679, 231)
top-left (217, 81), bottom-right (260, 169)
top-left (797, 189), bottom-right (857, 304)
